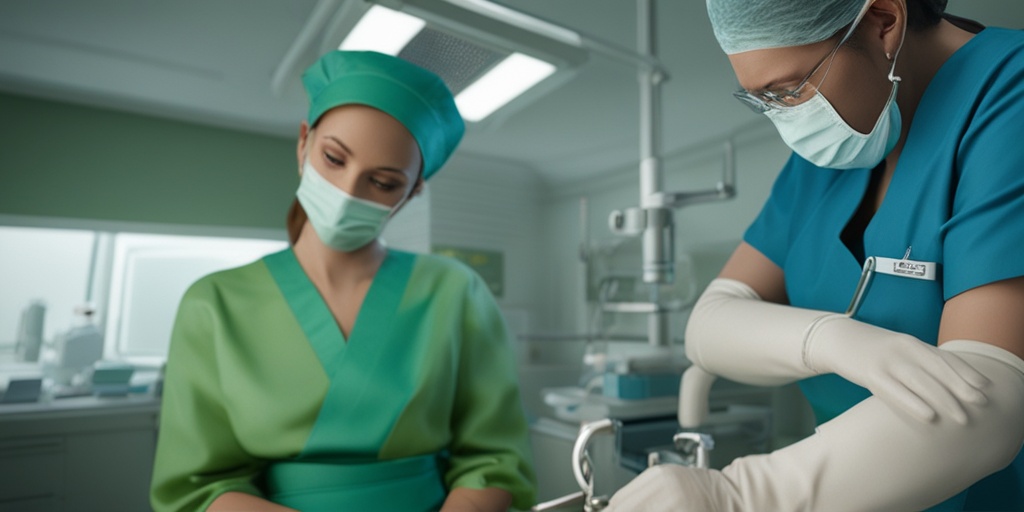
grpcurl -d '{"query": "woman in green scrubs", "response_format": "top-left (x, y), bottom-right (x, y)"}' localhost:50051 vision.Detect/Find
top-left (150, 51), bottom-right (536, 512)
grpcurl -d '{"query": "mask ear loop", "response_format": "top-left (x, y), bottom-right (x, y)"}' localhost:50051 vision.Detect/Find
top-left (387, 190), bottom-right (413, 220)
top-left (386, 165), bottom-right (424, 220)
top-left (886, 11), bottom-right (907, 84)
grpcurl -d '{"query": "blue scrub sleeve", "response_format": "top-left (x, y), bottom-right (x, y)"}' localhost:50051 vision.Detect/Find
top-left (444, 272), bottom-right (537, 510)
top-left (942, 49), bottom-right (1024, 300)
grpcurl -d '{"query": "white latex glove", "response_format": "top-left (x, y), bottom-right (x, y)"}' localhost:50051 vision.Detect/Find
top-left (684, 278), bottom-right (989, 424)
top-left (613, 340), bottom-right (1024, 512)
top-left (605, 464), bottom-right (726, 512)
top-left (806, 313), bottom-right (988, 423)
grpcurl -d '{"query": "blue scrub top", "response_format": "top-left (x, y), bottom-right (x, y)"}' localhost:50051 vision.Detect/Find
top-left (745, 28), bottom-right (1024, 511)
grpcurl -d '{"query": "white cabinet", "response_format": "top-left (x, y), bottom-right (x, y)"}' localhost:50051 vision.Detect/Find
top-left (0, 395), bottom-right (160, 511)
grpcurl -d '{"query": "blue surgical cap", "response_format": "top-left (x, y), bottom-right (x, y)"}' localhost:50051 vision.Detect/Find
top-left (302, 51), bottom-right (465, 180)
top-left (707, 0), bottom-right (866, 55)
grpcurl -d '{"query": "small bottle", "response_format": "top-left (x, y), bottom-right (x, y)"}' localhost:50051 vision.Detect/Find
top-left (53, 305), bottom-right (104, 387)
top-left (15, 300), bottom-right (46, 363)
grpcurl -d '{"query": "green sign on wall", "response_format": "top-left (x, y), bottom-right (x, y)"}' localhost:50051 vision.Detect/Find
top-left (432, 245), bottom-right (505, 298)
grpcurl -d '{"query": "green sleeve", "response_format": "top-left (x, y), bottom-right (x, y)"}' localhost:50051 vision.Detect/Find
top-left (150, 279), bottom-right (266, 511)
top-left (444, 273), bottom-right (537, 510)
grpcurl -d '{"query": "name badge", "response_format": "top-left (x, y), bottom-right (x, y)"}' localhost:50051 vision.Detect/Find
top-left (871, 256), bottom-right (937, 281)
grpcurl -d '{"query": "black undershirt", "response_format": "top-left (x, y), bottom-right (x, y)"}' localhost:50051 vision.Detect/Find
top-left (840, 163), bottom-right (886, 264)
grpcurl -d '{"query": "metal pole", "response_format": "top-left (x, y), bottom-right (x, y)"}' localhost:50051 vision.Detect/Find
top-left (637, 0), bottom-right (661, 207)
top-left (638, 0), bottom-right (672, 347)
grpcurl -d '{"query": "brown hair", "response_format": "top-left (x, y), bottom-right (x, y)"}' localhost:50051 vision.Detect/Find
top-left (286, 198), bottom-right (307, 245)
top-left (907, 0), bottom-right (947, 30)
top-left (287, 124), bottom-right (316, 246)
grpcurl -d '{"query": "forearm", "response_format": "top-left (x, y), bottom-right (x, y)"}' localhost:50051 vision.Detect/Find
top-left (685, 278), bottom-right (989, 425)
top-left (726, 342), bottom-right (1024, 511)
top-left (684, 278), bottom-right (831, 386)
top-left (615, 340), bottom-right (1024, 511)
top-left (207, 492), bottom-right (298, 512)
top-left (440, 487), bottom-right (513, 512)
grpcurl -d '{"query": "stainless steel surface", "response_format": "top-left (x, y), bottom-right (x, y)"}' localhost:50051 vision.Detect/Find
top-left (671, 432), bottom-right (715, 469)
top-left (572, 418), bottom-right (618, 505)
top-left (531, 490), bottom-right (585, 511)
top-left (845, 256), bottom-right (877, 317)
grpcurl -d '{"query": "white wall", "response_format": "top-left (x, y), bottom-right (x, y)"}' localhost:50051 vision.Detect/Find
top-left (381, 184), bottom-right (432, 254)
top-left (422, 124), bottom-right (793, 346)
top-left (429, 153), bottom-right (547, 332)
top-left (535, 124), bottom-right (793, 336)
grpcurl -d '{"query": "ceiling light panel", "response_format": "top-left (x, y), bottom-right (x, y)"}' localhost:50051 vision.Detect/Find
top-left (323, 0), bottom-right (587, 122)
top-left (339, 5), bottom-right (425, 55)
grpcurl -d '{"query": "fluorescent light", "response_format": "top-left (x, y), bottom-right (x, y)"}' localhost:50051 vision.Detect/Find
top-left (444, 0), bottom-right (582, 47)
top-left (339, 5), bottom-right (425, 56)
top-left (456, 52), bottom-right (556, 122)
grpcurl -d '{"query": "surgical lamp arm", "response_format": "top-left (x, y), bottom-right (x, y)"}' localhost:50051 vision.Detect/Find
top-left (647, 141), bottom-right (736, 209)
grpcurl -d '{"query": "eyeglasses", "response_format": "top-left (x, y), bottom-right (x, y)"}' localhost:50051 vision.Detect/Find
top-left (733, 0), bottom-right (873, 113)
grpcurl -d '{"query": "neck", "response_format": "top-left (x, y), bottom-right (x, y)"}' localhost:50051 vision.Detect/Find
top-left (893, 20), bottom-right (975, 138)
top-left (292, 223), bottom-right (386, 289)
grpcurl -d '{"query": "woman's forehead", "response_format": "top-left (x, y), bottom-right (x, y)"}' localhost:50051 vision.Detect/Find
top-left (314, 105), bottom-right (421, 170)
top-left (729, 38), bottom-right (836, 91)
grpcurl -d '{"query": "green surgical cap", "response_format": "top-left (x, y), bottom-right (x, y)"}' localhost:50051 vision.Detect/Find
top-left (303, 50), bottom-right (465, 180)
top-left (707, 0), bottom-right (865, 55)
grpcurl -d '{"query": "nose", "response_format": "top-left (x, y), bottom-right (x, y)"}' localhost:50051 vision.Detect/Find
top-left (308, 156), bottom-right (365, 198)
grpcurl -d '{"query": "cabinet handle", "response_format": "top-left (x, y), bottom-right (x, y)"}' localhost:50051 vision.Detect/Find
top-left (0, 437), bottom-right (64, 456)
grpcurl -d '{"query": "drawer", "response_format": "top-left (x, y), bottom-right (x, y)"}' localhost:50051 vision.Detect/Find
top-left (0, 436), bottom-right (65, 503)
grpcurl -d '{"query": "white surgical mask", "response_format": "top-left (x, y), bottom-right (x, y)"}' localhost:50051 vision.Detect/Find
top-left (296, 160), bottom-right (399, 252)
top-left (765, 80), bottom-right (902, 170)
top-left (764, 21), bottom-right (906, 171)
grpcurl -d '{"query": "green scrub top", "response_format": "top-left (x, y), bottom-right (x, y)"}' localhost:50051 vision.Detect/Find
top-left (150, 248), bottom-right (536, 511)
top-left (744, 28), bottom-right (1024, 511)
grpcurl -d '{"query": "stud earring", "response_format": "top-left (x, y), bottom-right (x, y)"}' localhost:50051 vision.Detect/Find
top-left (886, 52), bottom-right (893, 60)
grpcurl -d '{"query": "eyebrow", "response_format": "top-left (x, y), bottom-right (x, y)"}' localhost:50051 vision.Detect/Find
top-left (752, 73), bottom-right (804, 93)
top-left (324, 135), bottom-right (407, 175)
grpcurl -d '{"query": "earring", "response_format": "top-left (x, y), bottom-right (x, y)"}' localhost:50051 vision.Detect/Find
top-left (886, 52), bottom-right (893, 60)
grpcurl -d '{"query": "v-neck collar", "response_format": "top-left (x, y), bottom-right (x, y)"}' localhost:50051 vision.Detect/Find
top-left (263, 247), bottom-right (413, 373)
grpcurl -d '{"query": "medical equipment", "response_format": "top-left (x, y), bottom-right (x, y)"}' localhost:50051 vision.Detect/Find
top-left (0, 377), bottom-right (43, 404)
top-left (91, 361), bottom-right (135, 397)
top-left (606, 0), bottom-right (735, 348)
top-left (535, 2), bottom-right (754, 506)
top-left (47, 304), bottom-right (104, 387)
top-left (532, 418), bottom-right (718, 511)
top-left (14, 300), bottom-right (46, 363)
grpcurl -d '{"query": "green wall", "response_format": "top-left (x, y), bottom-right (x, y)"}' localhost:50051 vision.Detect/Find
top-left (0, 93), bottom-right (298, 230)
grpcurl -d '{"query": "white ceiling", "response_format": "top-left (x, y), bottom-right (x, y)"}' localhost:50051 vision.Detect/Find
top-left (1, 0), bottom-right (1022, 186)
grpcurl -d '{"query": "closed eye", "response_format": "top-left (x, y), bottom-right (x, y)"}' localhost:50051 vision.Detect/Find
top-left (370, 178), bottom-right (399, 191)
top-left (324, 152), bottom-right (345, 166)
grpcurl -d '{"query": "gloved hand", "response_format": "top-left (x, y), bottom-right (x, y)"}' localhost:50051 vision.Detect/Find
top-left (805, 313), bottom-right (988, 423)
top-left (685, 278), bottom-right (989, 423)
top-left (605, 464), bottom-right (726, 512)
top-left (615, 340), bottom-right (1024, 512)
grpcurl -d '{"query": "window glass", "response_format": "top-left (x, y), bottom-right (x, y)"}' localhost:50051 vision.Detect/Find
top-left (104, 233), bottom-right (287, 364)
top-left (0, 225), bottom-right (286, 366)
top-left (0, 226), bottom-right (96, 361)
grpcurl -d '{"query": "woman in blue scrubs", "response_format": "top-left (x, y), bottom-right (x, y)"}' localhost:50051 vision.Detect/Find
top-left (609, 1), bottom-right (1024, 510)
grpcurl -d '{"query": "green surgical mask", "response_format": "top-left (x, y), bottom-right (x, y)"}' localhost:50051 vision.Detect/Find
top-left (296, 160), bottom-right (395, 252)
